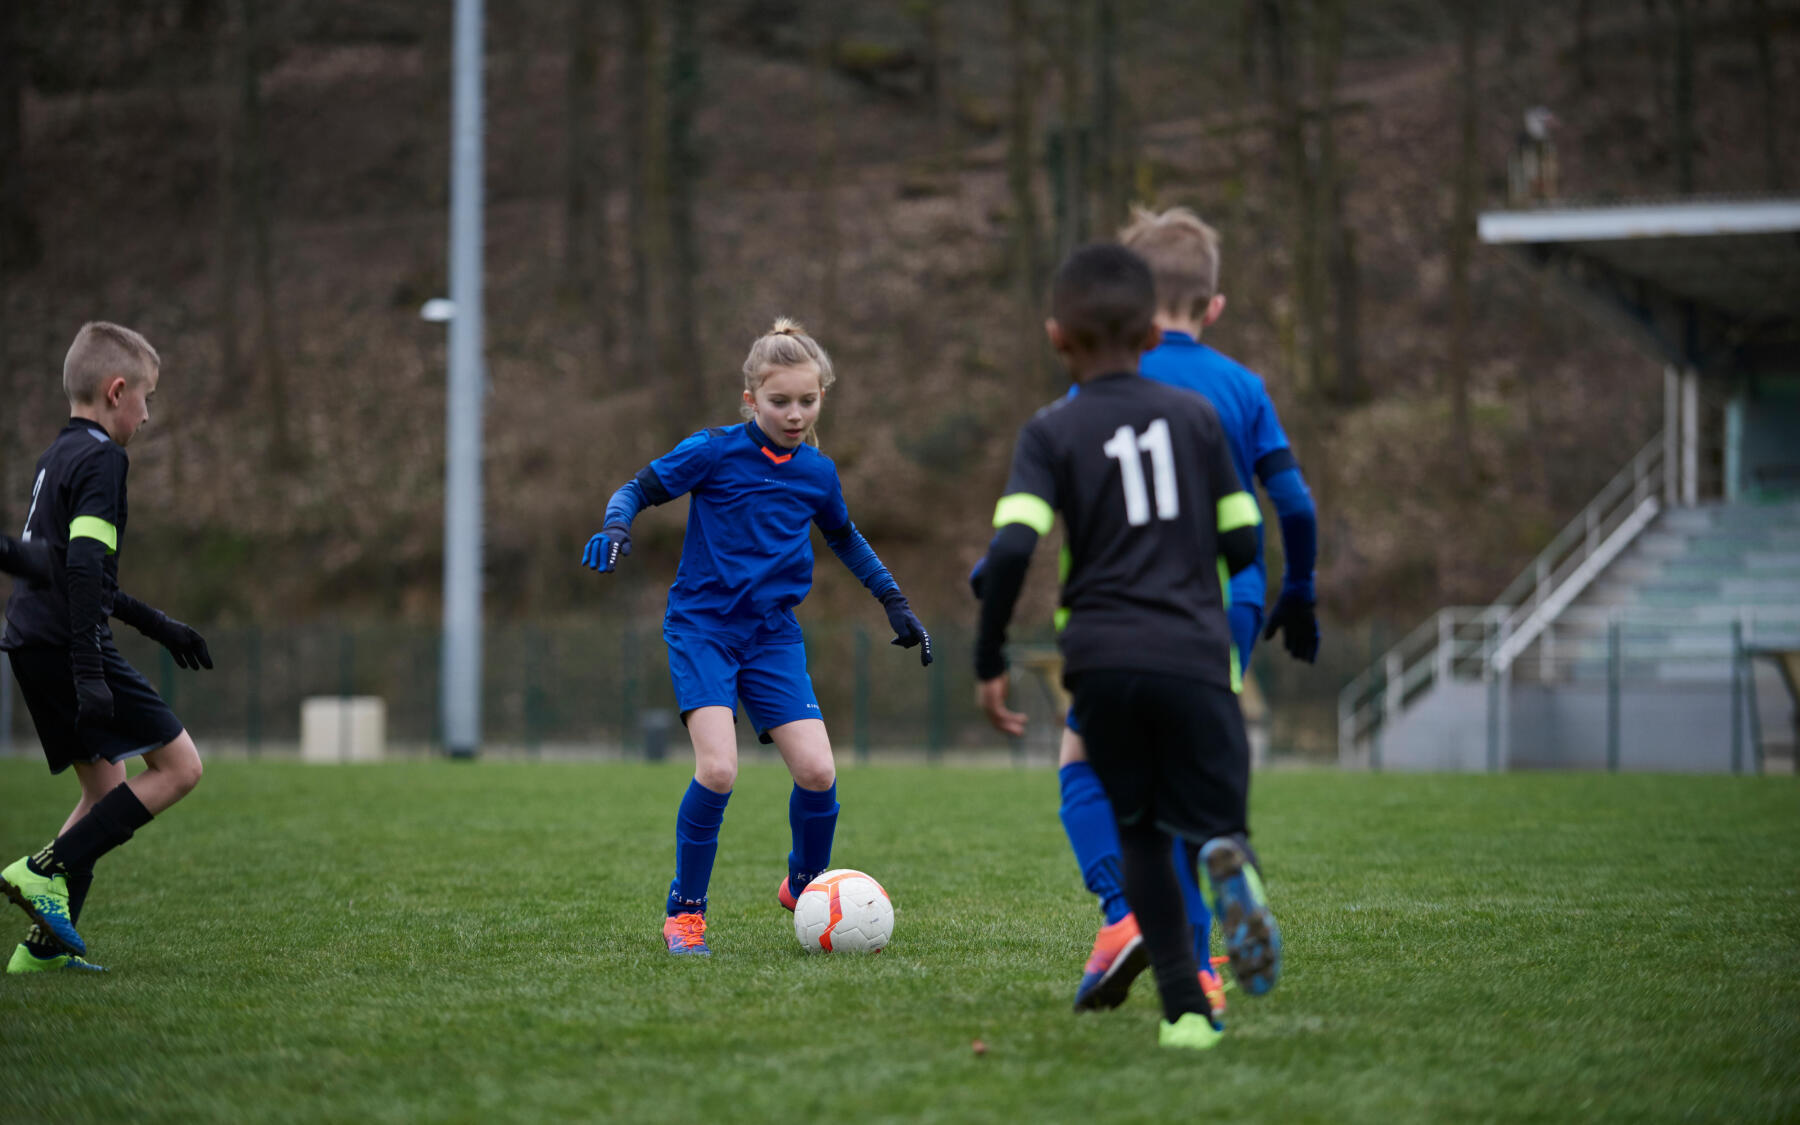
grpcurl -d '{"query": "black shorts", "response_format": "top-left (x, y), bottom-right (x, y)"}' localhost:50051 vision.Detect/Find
top-left (7, 646), bottom-right (185, 774)
top-left (1067, 669), bottom-right (1250, 845)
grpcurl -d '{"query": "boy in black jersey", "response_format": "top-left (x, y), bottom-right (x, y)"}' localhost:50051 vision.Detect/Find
top-left (973, 245), bottom-right (1279, 1050)
top-left (1, 322), bottom-right (212, 974)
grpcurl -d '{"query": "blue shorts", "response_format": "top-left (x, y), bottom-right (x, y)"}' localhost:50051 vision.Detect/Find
top-left (666, 630), bottom-right (822, 741)
top-left (1065, 603), bottom-right (1263, 734)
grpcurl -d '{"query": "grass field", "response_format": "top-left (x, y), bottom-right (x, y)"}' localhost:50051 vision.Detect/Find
top-left (1, 759), bottom-right (1797, 1124)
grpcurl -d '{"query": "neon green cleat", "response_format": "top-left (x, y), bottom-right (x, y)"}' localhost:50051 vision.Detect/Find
top-left (0, 856), bottom-right (84, 955)
top-left (1158, 1011), bottom-right (1225, 1051)
top-left (6, 943), bottom-right (106, 973)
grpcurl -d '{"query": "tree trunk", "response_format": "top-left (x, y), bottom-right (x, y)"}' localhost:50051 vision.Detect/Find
top-left (237, 0), bottom-right (295, 466)
top-left (665, 0), bottom-right (704, 406)
top-left (1447, 0), bottom-right (1479, 477)
top-left (1574, 0), bottom-right (1594, 92)
top-left (622, 0), bottom-right (665, 387)
top-left (1089, 0), bottom-right (1123, 231)
top-left (913, 0), bottom-right (956, 166)
top-left (812, 4), bottom-right (845, 329)
top-left (1263, 0), bottom-right (1317, 394)
top-left (1671, 0), bottom-right (1695, 194)
top-left (1751, 0), bottom-right (1783, 189)
top-left (215, 1), bottom-right (242, 410)
top-left (0, 0), bottom-right (40, 273)
top-left (1052, 0), bottom-right (1086, 261)
top-left (563, 0), bottom-right (615, 360)
top-left (1315, 0), bottom-right (1361, 404)
top-left (1008, 0), bottom-right (1043, 383)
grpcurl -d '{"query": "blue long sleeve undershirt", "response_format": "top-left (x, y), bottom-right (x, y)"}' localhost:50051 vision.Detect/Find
top-left (1259, 465), bottom-right (1316, 602)
top-left (822, 523), bottom-right (900, 601)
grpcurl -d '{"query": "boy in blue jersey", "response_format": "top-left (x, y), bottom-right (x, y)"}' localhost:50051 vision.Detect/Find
top-left (583, 318), bottom-right (931, 956)
top-left (992, 208), bottom-right (1319, 1011)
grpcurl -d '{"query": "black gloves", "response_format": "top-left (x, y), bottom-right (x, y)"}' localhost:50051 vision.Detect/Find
top-left (881, 592), bottom-right (933, 666)
top-left (1261, 592), bottom-right (1319, 663)
top-left (71, 649), bottom-right (114, 724)
top-left (144, 615), bottom-right (214, 671)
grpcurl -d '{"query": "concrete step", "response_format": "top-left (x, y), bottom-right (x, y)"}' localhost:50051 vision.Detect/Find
top-left (1659, 504), bottom-right (1800, 533)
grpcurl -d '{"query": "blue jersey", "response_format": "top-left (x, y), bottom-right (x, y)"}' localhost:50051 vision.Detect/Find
top-left (1137, 332), bottom-right (1291, 609)
top-left (643, 422), bottom-right (852, 642)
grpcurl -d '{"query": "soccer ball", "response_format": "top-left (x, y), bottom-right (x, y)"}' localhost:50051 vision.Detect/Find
top-left (793, 869), bottom-right (893, 953)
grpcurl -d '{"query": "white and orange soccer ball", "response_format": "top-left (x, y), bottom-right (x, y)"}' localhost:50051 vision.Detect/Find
top-left (793, 869), bottom-right (893, 953)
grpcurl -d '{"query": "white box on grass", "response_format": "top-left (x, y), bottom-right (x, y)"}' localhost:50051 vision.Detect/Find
top-left (300, 697), bottom-right (386, 763)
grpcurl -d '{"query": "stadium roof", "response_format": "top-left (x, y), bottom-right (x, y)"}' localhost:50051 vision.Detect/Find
top-left (1477, 198), bottom-right (1800, 376)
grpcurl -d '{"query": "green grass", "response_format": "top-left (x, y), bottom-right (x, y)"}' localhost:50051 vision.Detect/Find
top-left (2, 761), bottom-right (1797, 1124)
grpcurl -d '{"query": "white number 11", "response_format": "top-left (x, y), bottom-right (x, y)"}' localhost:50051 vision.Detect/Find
top-left (1103, 419), bottom-right (1179, 526)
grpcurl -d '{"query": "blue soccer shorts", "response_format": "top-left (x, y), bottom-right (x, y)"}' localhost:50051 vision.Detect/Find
top-left (665, 630), bottom-right (823, 741)
top-left (1064, 603), bottom-right (1264, 734)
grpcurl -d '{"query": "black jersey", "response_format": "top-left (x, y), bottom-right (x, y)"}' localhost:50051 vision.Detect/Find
top-left (2, 418), bottom-right (129, 650)
top-left (994, 373), bottom-right (1259, 687)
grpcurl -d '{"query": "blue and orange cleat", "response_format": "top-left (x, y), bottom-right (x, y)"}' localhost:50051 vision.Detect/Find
top-left (1199, 837), bottom-right (1280, 996)
top-left (1200, 959), bottom-right (1228, 1016)
top-left (777, 876), bottom-right (800, 912)
top-left (0, 857), bottom-right (84, 956)
top-left (662, 912), bottom-right (710, 956)
top-left (1072, 912), bottom-right (1148, 1011)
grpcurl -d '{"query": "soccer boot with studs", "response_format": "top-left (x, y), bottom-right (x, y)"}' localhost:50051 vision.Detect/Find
top-left (7, 942), bottom-right (106, 974)
top-left (662, 912), bottom-right (711, 956)
top-left (0, 856), bottom-right (84, 956)
top-left (1199, 837), bottom-right (1280, 997)
top-left (1158, 1010), bottom-right (1225, 1051)
top-left (1072, 912), bottom-right (1149, 1011)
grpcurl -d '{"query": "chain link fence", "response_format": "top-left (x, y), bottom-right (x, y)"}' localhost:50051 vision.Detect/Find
top-left (1, 617), bottom-right (1382, 766)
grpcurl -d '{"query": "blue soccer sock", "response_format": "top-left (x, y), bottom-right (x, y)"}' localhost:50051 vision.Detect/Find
top-left (1173, 836), bottom-right (1215, 964)
top-left (667, 778), bottom-right (732, 916)
top-left (1058, 761), bottom-right (1130, 925)
top-left (787, 781), bottom-right (839, 892)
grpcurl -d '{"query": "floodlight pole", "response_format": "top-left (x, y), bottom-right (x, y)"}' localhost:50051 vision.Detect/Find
top-left (441, 0), bottom-right (485, 759)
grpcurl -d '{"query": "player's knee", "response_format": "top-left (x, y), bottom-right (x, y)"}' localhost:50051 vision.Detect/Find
top-left (694, 761), bottom-right (736, 793)
top-left (168, 753), bottom-right (203, 797)
top-left (792, 761), bottom-right (835, 792)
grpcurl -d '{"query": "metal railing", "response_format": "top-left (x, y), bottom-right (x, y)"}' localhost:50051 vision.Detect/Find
top-left (1339, 434), bottom-right (1667, 761)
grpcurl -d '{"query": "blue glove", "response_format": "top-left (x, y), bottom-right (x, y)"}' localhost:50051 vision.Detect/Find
top-left (881, 592), bottom-right (933, 666)
top-left (581, 525), bottom-right (632, 573)
top-left (1261, 591), bottom-right (1319, 663)
top-left (968, 556), bottom-right (987, 600)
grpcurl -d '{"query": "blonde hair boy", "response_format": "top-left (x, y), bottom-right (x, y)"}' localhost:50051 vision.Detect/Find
top-left (1117, 205), bottom-right (1223, 325)
top-left (63, 322), bottom-right (160, 406)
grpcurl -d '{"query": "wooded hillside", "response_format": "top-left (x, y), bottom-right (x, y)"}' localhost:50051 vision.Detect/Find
top-left (1, 0), bottom-right (1794, 633)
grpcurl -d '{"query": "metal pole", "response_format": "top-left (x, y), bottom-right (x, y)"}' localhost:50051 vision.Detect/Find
top-left (1681, 367), bottom-right (1699, 507)
top-left (1730, 618), bottom-right (1744, 775)
top-left (1663, 366), bottom-right (1678, 505)
top-left (1606, 617), bottom-right (1621, 772)
top-left (442, 0), bottom-right (485, 759)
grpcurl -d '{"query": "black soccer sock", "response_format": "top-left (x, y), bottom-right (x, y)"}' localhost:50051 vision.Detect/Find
top-left (42, 785), bottom-right (154, 874)
top-left (66, 869), bottom-right (94, 925)
top-left (1118, 824), bottom-right (1213, 1025)
top-left (22, 924), bottom-right (61, 959)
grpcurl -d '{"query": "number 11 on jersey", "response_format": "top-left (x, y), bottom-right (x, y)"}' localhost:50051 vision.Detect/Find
top-left (1103, 419), bottom-right (1179, 526)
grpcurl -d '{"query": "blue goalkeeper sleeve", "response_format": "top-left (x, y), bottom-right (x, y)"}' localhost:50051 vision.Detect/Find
top-left (1256, 453), bottom-right (1317, 602)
